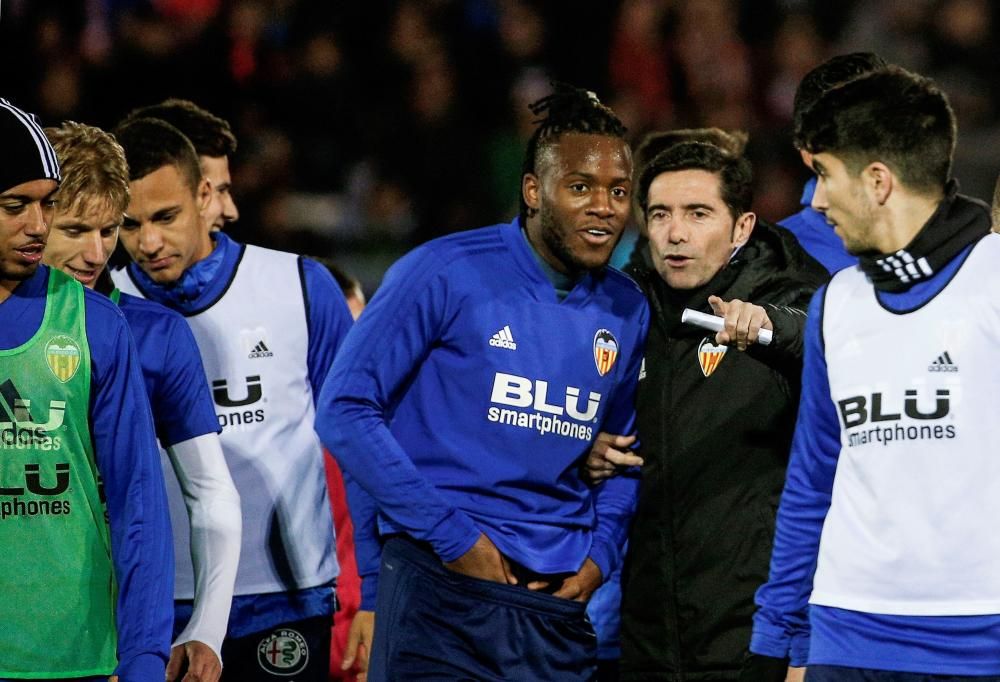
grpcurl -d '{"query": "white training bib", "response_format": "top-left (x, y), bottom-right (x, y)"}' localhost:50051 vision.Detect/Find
top-left (812, 234), bottom-right (1000, 615)
top-left (116, 246), bottom-right (337, 597)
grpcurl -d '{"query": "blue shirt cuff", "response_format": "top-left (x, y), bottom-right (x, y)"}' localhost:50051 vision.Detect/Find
top-left (426, 509), bottom-right (480, 564)
top-left (750, 626), bottom-right (791, 660)
top-left (790, 632), bottom-right (810, 667)
top-left (117, 651), bottom-right (167, 680)
top-left (588, 537), bottom-right (615, 582)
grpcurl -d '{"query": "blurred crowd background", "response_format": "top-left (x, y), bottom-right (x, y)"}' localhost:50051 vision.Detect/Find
top-left (3, 0), bottom-right (1000, 293)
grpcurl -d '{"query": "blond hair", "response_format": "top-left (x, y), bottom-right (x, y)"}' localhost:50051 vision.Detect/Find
top-left (44, 121), bottom-right (129, 218)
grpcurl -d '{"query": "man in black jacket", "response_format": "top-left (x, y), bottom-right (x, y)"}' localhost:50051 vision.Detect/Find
top-left (613, 141), bottom-right (825, 681)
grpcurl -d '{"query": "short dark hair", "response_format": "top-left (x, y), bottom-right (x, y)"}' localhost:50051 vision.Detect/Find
top-left (519, 82), bottom-right (627, 225)
top-left (793, 52), bottom-right (888, 147)
top-left (638, 142), bottom-right (753, 219)
top-left (122, 98), bottom-right (237, 158)
top-left (633, 128), bottom-right (748, 224)
top-left (113, 117), bottom-right (203, 192)
top-left (799, 67), bottom-right (956, 193)
top-left (635, 128), bottom-right (748, 174)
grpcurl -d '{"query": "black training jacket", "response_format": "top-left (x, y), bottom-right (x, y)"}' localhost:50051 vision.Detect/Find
top-left (619, 221), bottom-right (827, 681)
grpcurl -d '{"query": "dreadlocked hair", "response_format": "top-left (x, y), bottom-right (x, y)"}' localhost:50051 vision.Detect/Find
top-left (519, 82), bottom-right (627, 225)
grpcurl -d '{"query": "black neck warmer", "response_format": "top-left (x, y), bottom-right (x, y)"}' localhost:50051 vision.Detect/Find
top-left (858, 182), bottom-right (990, 292)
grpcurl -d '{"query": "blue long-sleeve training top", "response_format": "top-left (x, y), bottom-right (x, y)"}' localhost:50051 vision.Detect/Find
top-left (779, 178), bottom-right (859, 275)
top-left (751, 243), bottom-right (1000, 675)
top-left (116, 293), bottom-right (220, 447)
top-left (317, 219), bottom-right (649, 608)
top-left (0, 266), bottom-right (173, 680)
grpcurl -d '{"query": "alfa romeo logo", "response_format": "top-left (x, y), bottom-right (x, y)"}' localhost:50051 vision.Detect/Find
top-left (257, 628), bottom-right (309, 676)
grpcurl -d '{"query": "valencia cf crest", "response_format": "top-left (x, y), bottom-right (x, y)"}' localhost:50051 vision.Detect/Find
top-left (45, 335), bottom-right (82, 383)
top-left (593, 329), bottom-right (619, 376)
top-left (698, 337), bottom-right (727, 378)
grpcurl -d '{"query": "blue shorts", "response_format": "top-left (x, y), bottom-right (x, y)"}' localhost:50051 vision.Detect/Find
top-left (369, 535), bottom-right (598, 681)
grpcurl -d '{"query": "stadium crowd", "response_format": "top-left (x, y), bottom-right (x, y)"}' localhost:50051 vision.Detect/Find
top-left (4, 0), bottom-right (1000, 290)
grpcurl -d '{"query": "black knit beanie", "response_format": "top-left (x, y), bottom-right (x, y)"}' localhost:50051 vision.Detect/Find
top-left (0, 98), bottom-right (60, 193)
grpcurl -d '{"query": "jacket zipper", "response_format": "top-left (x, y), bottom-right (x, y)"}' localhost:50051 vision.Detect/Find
top-left (647, 278), bottom-right (686, 676)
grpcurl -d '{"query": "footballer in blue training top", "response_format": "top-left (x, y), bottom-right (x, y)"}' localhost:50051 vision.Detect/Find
top-left (318, 83), bottom-right (649, 681)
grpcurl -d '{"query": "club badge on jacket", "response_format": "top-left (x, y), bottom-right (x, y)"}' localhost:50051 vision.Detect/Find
top-left (698, 337), bottom-right (727, 377)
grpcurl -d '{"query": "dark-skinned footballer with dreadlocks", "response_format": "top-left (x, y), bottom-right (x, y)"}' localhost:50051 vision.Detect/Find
top-left (316, 83), bottom-right (650, 680)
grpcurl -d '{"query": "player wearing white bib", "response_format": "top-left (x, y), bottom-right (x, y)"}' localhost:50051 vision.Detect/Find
top-left (120, 99), bottom-right (239, 235)
top-left (750, 67), bottom-right (1000, 679)
top-left (111, 116), bottom-right (352, 682)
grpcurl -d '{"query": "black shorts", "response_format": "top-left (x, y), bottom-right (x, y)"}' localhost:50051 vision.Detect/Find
top-left (219, 616), bottom-right (332, 681)
top-left (369, 535), bottom-right (597, 681)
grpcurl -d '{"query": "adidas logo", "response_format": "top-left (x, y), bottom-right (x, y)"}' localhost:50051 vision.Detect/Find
top-left (928, 351), bottom-right (957, 373)
top-left (489, 325), bottom-right (517, 350)
top-left (248, 340), bottom-right (274, 359)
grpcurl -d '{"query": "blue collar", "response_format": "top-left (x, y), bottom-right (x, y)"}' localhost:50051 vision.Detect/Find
top-left (800, 177), bottom-right (817, 206)
top-left (502, 219), bottom-right (594, 303)
top-left (128, 232), bottom-right (235, 310)
top-left (518, 226), bottom-right (579, 299)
